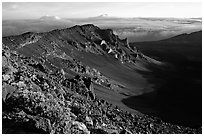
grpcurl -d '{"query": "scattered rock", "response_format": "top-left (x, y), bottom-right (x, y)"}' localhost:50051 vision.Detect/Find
top-left (120, 129), bottom-right (132, 134)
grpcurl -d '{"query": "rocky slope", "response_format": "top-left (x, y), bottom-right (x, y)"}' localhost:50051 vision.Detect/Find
top-left (2, 24), bottom-right (201, 134)
top-left (2, 24), bottom-right (161, 66)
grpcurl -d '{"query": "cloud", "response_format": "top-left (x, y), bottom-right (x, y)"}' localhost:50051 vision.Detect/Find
top-left (3, 3), bottom-right (19, 10)
top-left (2, 2), bottom-right (202, 20)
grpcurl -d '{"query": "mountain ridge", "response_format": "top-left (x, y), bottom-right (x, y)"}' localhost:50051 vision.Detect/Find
top-left (3, 24), bottom-right (162, 66)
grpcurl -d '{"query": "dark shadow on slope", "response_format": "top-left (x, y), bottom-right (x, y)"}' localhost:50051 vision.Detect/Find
top-left (122, 60), bottom-right (202, 128)
top-left (123, 34), bottom-right (202, 128)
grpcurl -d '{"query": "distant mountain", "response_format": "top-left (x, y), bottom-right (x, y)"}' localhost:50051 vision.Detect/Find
top-left (96, 14), bottom-right (109, 18)
top-left (88, 14), bottom-right (118, 20)
top-left (39, 15), bottom-right (61, 20)
top-left (131, 30), bottom-right (202, 62)
top-left (160, 31), bottom-right (202, 43)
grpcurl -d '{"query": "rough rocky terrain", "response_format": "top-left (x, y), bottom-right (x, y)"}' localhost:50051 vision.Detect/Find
top-left (2, 24), bottom-right (202, 134)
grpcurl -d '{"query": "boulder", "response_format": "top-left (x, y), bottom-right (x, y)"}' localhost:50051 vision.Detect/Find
top-left (100, 40), bottom-right (107, 45)
top-left (71, 121), bottom-right (90, 134)
top-left (85, 116), bottom-right (93, 126)
top-left (104, 128), bottom-right (119, 134)
top-left (2, 83), bottom-right (16, 102)
top-left (3, 74), bottom-right (11, 81)
top-left (17, 81), bottom-right (26, 88)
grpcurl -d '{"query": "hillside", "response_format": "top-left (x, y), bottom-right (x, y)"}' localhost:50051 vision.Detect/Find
top-left (2, 25), bottom-right (201, 133)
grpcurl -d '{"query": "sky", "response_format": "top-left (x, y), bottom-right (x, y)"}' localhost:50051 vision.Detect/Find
top-left (2, 2), bottom-right (202, 20)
